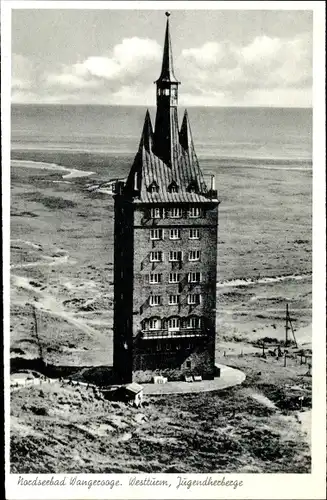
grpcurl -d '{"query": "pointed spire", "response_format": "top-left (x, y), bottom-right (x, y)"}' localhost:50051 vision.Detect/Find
top-left (156, 12), bottom-right (179, 83)
top-left (138, 109), bottom-right (153, 152)
top-left (179, 109), bottom-right (193, 150)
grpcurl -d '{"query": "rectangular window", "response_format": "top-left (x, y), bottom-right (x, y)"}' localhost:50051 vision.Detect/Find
top-left (169, 272), bottom-right (180, 283)
top-left (150, 228), bottom-right (164, 240)
top-left (150, 251), bottom-right (163, 262)
top-left (169, 250), bottom-right (183, 262)
top-left (149, 273), bottom-right (162, 284)
top-left (189, 229), bottom-right (200, 239)
top-left (149, 295), bottom-right (161, 306)
top-left (150, 207), bottom-right (163, 219)
top-left (149, 318), bottom-right (160, 330)
top-left (188, 272), bottom-right (202, 283)
top-left (169, 207), bottom-right (182, 218)
top-left (188, 207), bottom-right (201, 218)
top-left (187, 294), bottom-right (202, 305)
top-left (188, 250), bottom-right (201, 261)
top-left (168, 295), bottom-right (180, 305)
top-left (168, 318), bottom-right (180, 331)
top-left (187, 317), bottom-right (202, 329)
top-left (169, 228), bottom-right (181, 240)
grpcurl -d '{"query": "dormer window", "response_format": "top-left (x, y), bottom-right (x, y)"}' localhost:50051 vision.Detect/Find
top-left (187, 180), bottom-right (198, 193)
top-left (168, 181), bottom-right (179, 193)
top-left (148, 181), bottom-right (159, 193)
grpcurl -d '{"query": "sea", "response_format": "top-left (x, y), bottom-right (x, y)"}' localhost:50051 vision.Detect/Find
top-left (11, 104), bottom-right (312, 166)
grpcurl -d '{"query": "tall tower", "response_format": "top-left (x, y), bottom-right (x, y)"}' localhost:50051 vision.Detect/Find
top-left (113, 12), bottom-right (219, 384)
top-left (153, 12), bottom-right (180, 167)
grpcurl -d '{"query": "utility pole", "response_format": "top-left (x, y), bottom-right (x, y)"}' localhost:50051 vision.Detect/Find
top-left (32, 303), bottom-right (44, 363)
top-left (285, 303), bottom-right (290, 347)
top-left (285, 303), bottom-right (298, 348)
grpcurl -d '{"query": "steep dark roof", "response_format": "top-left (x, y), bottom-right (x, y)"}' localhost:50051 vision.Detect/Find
top-left (125, 110), bottom-right (212, 203)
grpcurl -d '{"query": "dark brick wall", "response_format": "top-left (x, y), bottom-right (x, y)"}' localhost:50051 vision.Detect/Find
top-left (131, 202), bottom-right (218, 381)
top-left (132, 335), bottom-right (215, 383)
top-left (113, 198), bottom-right (219, 383)
top-left (113, 196), bottom-right (134, 383)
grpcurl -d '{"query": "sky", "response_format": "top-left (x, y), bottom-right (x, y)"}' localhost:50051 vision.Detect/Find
top-left (11, 8), bottom-right (313, 107)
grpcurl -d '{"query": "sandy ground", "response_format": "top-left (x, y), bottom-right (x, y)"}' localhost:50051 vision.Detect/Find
top-left (9, 156), bottom-right (312, 473)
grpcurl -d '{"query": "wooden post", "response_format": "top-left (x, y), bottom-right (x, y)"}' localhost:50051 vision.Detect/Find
top-left (285, 304), bottom-right (289, 347)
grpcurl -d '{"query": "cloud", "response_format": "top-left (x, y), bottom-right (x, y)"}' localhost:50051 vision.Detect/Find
top-left (11, 33), bottom-right (312, 107)
top-left (46, 37), bottom-right (161, 88)
top-left (179, 33), bottom-right (312, 104)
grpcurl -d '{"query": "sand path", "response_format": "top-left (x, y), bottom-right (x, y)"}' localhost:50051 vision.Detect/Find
top-left (11, 274), bottom-right (103, 337)
top-left (217, 272), bottom-right (311, 288)
top-left (11, 255), bottom-right (70, 269)
top-left (11, 159), bottom-right (95, 179)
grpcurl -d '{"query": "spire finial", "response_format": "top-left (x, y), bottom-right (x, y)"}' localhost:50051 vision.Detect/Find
top-left (155, 10), bottom-right (179, 84)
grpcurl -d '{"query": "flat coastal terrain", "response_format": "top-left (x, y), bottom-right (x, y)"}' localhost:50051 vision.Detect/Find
top-left (10, 105), bottom-right (312, 473)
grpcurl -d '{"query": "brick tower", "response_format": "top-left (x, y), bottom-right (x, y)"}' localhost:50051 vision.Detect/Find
top-left (113, 12), bottom-right (219, 384)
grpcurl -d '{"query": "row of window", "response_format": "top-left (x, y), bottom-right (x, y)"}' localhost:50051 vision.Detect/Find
top-left (149, 272), bottom-right (201, 284)
top-left (144, 317), bottom-right (202, 331)
top-left (149, 182), bottom-right (198, 194)
top-left (149, 294), bottom-right (202, 306)
top-left (157, 87), bottom-right (177, 97)
top-left (149, 271), bottom-right (202, 283)
top-left (150, 250), bottom-right (201, 262)
top-left (150, 207), bottom-right (202, 219)
top-left (150, 228), bottom-right (200, 240)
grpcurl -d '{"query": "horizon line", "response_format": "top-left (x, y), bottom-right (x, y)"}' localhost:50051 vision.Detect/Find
top-left (11, 102), bottom-right (313, 110)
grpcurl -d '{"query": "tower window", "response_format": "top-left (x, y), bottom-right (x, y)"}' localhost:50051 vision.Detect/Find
top-left (188, 250), bottom-right (201, 262)
top-left (163, 89), bottom-right (170, 96)
top-left (150, 207), bottom-right (164, 219)
top-left (169, 207), bottom-right (182, 218)
top-left (149, 181), bottom-right (159, 193)
top-left (168, 294), bottom-right (180, 305)
top-left (188, 207), bottom-right (201, 218)
top-left (187, 317), bottom-right (202, 329)
top-left (149, 295), bottom-right (161, 306)
top-left (189, 229), bottom-right (200, 239)
top-left (150, 229), bottom-right (164, 240)
top-left (169, 272), bottom-right (180, 283)
top-left (187, 294), bottom-right (202, 305)
top-left (149, 318), bottom-right (161, 330)
top-left (169, 228), bottom-right (181, 240)
top-left (150, 251), bottom-right (163, 262)
top-left (188, 272), bottom-right (202, 283)
top-left (187, 180), bottom-right (199, 194)
top-left (168, 317), bottom-right (180, 331)
top-left (169, 250), bottom-right (183, 262)
top-left (149, 273), bottom-right (162, 284)
top-left (168, 181), bottom-right (179, 193)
